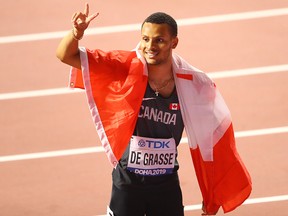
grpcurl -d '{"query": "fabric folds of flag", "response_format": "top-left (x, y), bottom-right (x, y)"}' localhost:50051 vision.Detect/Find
top-left (69, 47), bottom-right (252, 214)
top-left (172, 53), bottom-right (252, 214)
top-left (190, 124), bottom-right (252, 214)
top-left (69, 47), bottom-right (147, 166)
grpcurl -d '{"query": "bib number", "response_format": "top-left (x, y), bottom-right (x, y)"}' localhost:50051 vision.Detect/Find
top-left (127, 136), bottom-right (176, 176)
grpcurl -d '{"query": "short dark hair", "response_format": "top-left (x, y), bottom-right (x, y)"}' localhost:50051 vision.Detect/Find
top-left (142, 12), bottom-right (178, 37)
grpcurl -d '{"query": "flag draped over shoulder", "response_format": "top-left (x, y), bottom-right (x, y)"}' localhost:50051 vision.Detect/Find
top-left (172, 54), bottom-right (252, 214)
top-left (69, 47), bottom-right (252, 214)
top-left (69, 47), bottom-right (148, 165)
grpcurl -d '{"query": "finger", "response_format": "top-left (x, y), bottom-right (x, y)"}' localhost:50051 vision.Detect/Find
top-left (84, 2), bottom-right (89, 17)
top-left (71, 14), bottom-right (80, 27)
top-left (71, 12), bottom-right (84, 22)
top-left (87, 12), bottom-right (99, 23)
top-left (71, 12), bottom-right (82, 27)
top-left (71, 12), bottom-right (78, 22)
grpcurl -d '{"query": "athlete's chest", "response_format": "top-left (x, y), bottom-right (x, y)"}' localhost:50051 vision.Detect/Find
top-left (138, 84), bottom-right (181, 125)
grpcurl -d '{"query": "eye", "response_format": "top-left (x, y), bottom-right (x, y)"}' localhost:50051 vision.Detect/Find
top-left (142, 36), bottom-right (149, 42)
top-left (156, 38), bottom-right (164, 43)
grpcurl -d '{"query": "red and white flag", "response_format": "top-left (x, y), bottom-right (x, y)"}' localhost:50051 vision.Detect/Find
top-left (169, 103), bottom-right (180, 110)
top-left (69, 47), bottom-right (252, 215)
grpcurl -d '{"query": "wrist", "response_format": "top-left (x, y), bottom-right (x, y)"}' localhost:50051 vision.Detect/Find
top-left (71, 28), bottom-right (84, 40)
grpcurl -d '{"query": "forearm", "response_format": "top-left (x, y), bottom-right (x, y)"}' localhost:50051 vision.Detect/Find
top-left (56, 29), bottom-right (82, 69)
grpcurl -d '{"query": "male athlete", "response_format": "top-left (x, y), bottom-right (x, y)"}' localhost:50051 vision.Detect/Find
top-left (56, 3), bottom-right (251, 216)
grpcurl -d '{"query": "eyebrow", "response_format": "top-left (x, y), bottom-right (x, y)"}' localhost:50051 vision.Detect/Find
top-left (141, 34), bottom-right (166, 38)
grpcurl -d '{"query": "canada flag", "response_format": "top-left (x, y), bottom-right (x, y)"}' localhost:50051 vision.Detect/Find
top-left (169, 103), bottom-right (180, 110)
top-left (70, 47), bottom-right (252, 215)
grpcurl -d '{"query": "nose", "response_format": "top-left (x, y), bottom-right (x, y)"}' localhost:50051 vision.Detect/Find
top-left (146, 39), bottom-right (155, 50)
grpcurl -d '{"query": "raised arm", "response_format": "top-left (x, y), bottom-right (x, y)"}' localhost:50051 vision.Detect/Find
top-left (56, 3), bottom-right (99, 69)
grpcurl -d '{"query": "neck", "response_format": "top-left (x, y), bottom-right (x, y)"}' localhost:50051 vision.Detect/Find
top-left (148, 63), bottom-right (175, 97)
top-left (148, 63), bottom-right (173, 82)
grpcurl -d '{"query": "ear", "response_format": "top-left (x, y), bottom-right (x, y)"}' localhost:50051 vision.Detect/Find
top-left (172, 37), bottom-right (179, 49)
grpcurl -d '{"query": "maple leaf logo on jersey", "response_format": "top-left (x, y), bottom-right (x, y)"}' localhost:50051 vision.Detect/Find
top-left (169, 103), bottom-right (180, 110)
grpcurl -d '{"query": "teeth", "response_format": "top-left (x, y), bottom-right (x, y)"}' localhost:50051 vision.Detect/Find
top-left (146, 51), bottom-right (158, 58)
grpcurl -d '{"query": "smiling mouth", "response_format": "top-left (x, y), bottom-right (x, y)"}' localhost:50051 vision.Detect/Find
top-left (145, 51), bottom-right (159, 58)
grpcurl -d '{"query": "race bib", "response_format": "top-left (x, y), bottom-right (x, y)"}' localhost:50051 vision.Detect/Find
top-left (127, 136), bottom-right (176, 176)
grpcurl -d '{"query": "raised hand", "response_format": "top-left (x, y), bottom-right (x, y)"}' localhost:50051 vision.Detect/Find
top-left (56, 3), bottom-right (99, 68)
top-left (71, 3), bottom-right (99, 39)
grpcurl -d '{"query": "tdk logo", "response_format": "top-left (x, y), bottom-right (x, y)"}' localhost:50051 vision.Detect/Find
top-left (138, 139), bottom-right (170, 148)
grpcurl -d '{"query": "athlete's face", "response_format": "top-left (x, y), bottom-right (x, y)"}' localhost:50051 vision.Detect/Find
top-left (140, 22), bottom-right (178, 66)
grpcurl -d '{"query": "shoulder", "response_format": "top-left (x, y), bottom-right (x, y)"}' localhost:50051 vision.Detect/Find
top-left (86, 48), bottom-right (135, 59)
top-left (172, 53), bottom-right (213, 86)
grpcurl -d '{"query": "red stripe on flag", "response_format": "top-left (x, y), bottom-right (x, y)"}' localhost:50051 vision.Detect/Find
top-left (189, 124), bottom-right (252, 214)
top-left (176, 73), bottom-right (193, 80)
